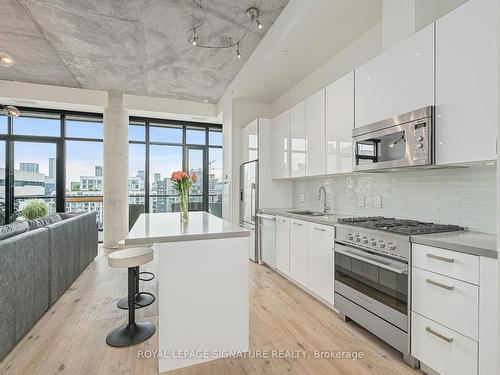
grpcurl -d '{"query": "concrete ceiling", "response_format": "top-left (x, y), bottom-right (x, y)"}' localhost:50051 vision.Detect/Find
top-left (0, 0), bottom-right (288, 103)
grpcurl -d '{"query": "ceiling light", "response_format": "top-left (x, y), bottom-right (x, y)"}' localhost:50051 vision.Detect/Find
top-left (0, 53), bottom-right (14, 67)
top-left (2, 105), bottom-right (20, 117)
top-left (186, 2), bottom-right (262, 60)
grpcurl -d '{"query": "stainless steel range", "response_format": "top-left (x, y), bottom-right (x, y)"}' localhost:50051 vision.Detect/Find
top-left (334, 217), bottom-right (464, 368)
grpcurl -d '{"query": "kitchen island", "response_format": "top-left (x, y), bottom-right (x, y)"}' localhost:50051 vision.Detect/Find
top-left (125, 212), bottom-right (250, 373)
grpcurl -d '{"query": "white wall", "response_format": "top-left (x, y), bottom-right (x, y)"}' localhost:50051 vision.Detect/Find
top-left (271, 22), bottom-right (383, 118)
top-left (219, 93), bottom-right (271, 223)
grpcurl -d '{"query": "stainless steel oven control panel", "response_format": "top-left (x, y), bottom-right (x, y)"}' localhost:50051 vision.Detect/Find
top-left (335, 225), bottom-right (409, 261)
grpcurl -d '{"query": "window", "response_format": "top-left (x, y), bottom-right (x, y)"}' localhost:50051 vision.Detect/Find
top-left (150, 125), bottom-right (182, 143)
top-left (0, 108), bottom-right (104, 241)
top-left (129, 124), bottom-right (145, 142)
top-left (13, 141), bottom-right (57, 219)
top-left (209, 130), bottom-right (222, 146)
top-left (0, 115), bottom-right (7, 134)
top-left (66, 140), bottom-right (104, 237)
top-left (186, 128), bottom-right (205, 145)
top-left (149, 145), bottom-right (182, 213)
top-left (13, 113), bottom-right (60, 136)
top-left (208, 148), bottom-right (223, 217)
top-left (128, 119), bottom-right (222, 217)
top-left (66, 117), bottom-right (103, 139)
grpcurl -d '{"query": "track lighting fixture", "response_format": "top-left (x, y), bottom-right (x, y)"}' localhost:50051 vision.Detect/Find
top-left (0, 52), bottom-right (15, 67)
top-left (186, 1), bottom-right (263, 59)
top-left (2, 104), bottom-right (20, 118)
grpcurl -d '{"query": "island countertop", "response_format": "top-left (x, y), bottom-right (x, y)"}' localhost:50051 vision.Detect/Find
top-left (124, 212), bottom-right (250, 245)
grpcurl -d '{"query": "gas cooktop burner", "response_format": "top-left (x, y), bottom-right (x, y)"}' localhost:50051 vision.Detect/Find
top-left (337, 216), bottom-right (464, 235)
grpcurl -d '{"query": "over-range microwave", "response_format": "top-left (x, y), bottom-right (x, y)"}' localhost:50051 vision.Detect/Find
top-left (352, 107), bottom-right (434, 172)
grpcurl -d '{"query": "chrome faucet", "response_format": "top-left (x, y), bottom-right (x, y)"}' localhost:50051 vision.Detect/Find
top-left (318, 186), bottom-right (330, 214)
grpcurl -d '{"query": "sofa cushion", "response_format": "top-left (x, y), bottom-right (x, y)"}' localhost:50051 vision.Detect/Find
top-left (0, 221), bottom-right (29, 240)
top-left (59, 211), bottom-right (83, 220)
top-left (27, 214), bottom-right (62, 231)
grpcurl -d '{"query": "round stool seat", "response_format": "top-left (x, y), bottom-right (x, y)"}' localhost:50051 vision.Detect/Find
top-left (108, 247), bottom-right (153, 269)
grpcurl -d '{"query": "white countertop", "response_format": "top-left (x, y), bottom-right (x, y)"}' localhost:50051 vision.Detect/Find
top-left (124, 212), bottom-right (250, 245)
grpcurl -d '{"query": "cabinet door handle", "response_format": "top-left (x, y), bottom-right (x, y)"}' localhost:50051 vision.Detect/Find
top-left (426, 253), bottom-right (455, 263)
top-left (426, 326), bottom-right (453, 343)
top-left (426, 278), bottom-right (454, 290)
top-left (314, 227), bottom-right (326, 232)
top-left (293, 222), bottom-right (303, 226)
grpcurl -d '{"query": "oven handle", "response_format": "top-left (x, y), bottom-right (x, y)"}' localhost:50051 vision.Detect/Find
top-left (335, 244), bottom-right (408, 275)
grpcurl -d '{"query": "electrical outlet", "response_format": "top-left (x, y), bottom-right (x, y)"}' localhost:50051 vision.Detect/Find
top-left (375, 196), bottom-right (382, 208)
top-left (300, 193), bottom-right (305, 203)
top-left (358, 195), bottom-right (365, 207)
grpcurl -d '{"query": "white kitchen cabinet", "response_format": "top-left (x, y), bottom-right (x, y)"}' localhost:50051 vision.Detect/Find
top-left (289, 219), bottom-right (308, 286)
top-left (412, 312), bottom-right (478, 375)
top-left (326, 72), bottom-right (354, 174)
top-left (355, 23), bottom-right (434, 128)
top-left (290, 100), bottom-right (306, 177)
top-left (305, 89), bottom-right (326, 176)
top-left (275, 216), bottom-right (290, 275)
top-left (307, 223), bottom-right (334, 305)
top-left (435, 0), bottom-right (497, 165)
top-left (272, 111), bottom-right (290, 179)
top-left (240, 119), bottom-right (259, 163)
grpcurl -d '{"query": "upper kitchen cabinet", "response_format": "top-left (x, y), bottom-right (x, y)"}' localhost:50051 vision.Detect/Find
top-left (241, 119), bottom-right (259, 163)
top-left (355, 23), bottom-right (435, 128)
top-left (326, 72), bottom-right (354, 174)
top-left (290, 100), bottom-right (306, 177)
top-left (305, 89), bottom-right (326, 176)
top-left (272, 110), bottom-right (290, 179)
top-left (435, 0), bottom-right (497, 165)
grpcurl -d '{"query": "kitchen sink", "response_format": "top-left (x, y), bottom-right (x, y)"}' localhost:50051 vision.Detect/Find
top-left (286, 210), bottom-right (325, 216)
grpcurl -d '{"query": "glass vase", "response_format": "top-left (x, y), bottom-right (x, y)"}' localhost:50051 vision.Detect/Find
top-left (180, 190), bottom-right (189, 223)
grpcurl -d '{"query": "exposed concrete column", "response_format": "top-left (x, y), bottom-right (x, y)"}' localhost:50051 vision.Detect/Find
top-left (103, 92), bottom-right (129, 249)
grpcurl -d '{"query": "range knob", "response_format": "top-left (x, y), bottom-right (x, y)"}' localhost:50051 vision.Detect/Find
top-left (347, 233), bottom-right (354, 240)
top-left (362, 237), bottom-right (369, 244)
top-left (416, 136), bottom-right (424, 142)
top-left (355, 237), bottom-right (361, 242)
top-left (416, 143), bottom-right (424, 149)
top-left (370, 239), bottom-right (377, 246)
top-left (387, 242), bottom-right (397, 250)
top-left (378, 241), bottom-right (386, 248)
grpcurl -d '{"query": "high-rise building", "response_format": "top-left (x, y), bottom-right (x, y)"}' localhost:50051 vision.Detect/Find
top-left (20, 162), bottom-right (39, 173)
top-left (95, 165), bottom-right (103, 177)
top-left (48, 158), bottom-right (56, 179)
top-left (154, 173), bottom-right (161, 182)
top-left (137, 170), bottom-right (146, 181)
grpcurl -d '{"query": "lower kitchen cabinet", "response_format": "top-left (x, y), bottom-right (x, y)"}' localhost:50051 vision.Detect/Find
top-left (411, 243), bottom-right (498, 375)
top-left (275, 216), bottom-right (290, 275)
top-left (307, 223), bottom-right (335, 305)
top-left (289, 219), bottom-right (308, 286)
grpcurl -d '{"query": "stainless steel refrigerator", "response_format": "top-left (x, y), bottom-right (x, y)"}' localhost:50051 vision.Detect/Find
top-left (240, 160), bottom-right (258, 262)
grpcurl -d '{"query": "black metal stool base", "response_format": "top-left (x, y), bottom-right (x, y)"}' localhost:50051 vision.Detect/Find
top-left (117, 292), bottom-right (155, 310)
top-left (106, 321), bottom-right (156, 347)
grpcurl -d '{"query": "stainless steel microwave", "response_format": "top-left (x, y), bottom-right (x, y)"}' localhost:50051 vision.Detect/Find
top-left (352, 107), bottom-right (434, 172)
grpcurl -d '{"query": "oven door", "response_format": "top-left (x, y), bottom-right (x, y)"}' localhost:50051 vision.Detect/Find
top-left (353, 117), bottom-right (432, 171)
top-left (334, 242), bottom-right (409, 331)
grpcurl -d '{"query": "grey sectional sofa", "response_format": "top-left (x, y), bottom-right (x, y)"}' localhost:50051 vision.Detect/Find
top-left (0, 212), bottom-right (98, 360)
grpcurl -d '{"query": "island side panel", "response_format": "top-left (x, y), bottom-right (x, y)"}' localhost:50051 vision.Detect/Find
top-left (158, 236), bottom-right (250, 373)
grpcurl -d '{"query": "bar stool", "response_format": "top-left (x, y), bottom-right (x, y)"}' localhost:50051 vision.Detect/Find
top-left (117, 269), bottom-right (155, 310)
top-left (106, 247), bottom-right (156, 347)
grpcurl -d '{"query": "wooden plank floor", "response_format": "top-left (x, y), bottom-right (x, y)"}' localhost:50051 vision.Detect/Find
top-left (0, 246), bottom-right (423, 375)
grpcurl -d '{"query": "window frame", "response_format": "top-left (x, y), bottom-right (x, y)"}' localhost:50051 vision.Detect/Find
top-left (128, 117), bottom-right (222, 214)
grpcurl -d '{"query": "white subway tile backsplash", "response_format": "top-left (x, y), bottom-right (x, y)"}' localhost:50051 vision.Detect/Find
top-left (292, 165), bottom-right (496, 234)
